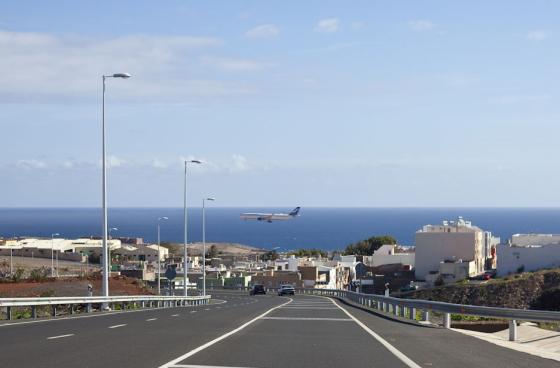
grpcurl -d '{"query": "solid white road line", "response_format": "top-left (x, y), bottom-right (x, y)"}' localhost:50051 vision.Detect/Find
top-left (146, 318), bottom-right (158, 321)
top-left (328, 297), bottom-right (422, 368)
top-left (170, 365), bottom-right (254, 368)
top-left (159, 298), bottom-right (293, 368)
top-left (47, 334), bottom-right (74, 340)
top-left (280, 307), bottom-right (339, 310)
top-left (260, 317), bottom-right (352, 321)
top-left (108, 324), bottom-right (127, 329)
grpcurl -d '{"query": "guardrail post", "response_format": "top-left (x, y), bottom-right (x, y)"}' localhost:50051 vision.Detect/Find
top-left (70, 304), bottom-right (75, 315)
top-left (400, 306), bottom-right (406, 318)
top-left (394, 304), bottom-right (399, 316)
top-left (422, 310), bottom-right (429, 322)
top-left (52, 305), bottom-right (57, 317)
top-left (443, 313), bottom-right (451, 329)
top-left (32, 306), bottom-right (37, 319)
top-left (409, 307), bottom-right (416, 320)
top-left (509, 320), bottom-right (518, 341)
top-left (87, 303), bottom-right (92, 313)
top-left (7, 306), bottom-right (12, 320)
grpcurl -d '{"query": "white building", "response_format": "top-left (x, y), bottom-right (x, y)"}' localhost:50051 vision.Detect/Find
top-left (414, 217), bottom-right (497, 281)
top-left (274, 255), bottom-right (299, 271)
top-left (497, 234), bottom-right (560, 276)
top-left (0, 237), bottom-right (168, 262)
top-left (362, 244), bottom-right (415, 268)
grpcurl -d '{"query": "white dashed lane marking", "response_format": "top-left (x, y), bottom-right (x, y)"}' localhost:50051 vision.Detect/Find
top-left (146, 318), bottom-right (158, 321)
top-left (108, 324), bottom-right (127, 329)
top-left (47, 334), bottom-right (74, 340)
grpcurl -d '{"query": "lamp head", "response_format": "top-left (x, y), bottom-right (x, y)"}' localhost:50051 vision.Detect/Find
top-left (112, 73), bottom-right (131, 79)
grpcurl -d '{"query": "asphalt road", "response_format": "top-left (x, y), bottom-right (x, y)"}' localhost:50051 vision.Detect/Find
top-left (0, 291), bottom-right (557, 368)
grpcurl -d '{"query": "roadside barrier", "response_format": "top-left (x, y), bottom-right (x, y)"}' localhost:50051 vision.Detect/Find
top-left (295, 288), bottom-right (560, 341)
top-left (0, 294), bottom-right (210, 321)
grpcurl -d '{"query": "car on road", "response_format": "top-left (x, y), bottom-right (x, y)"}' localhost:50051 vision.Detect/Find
top-left (277, 284), bottom-right (295, 296)
top-left (249, 284), bottom-right (266, 295)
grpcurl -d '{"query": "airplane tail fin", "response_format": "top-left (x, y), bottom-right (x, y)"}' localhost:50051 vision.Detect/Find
top-left (289, 207), bottom-right (301, 217)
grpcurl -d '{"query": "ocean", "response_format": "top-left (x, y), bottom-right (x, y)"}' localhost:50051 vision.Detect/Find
top-left (1, 207), bottom-right (560, 251)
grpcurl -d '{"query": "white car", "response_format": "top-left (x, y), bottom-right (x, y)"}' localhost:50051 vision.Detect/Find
top-left (278, 285), bottom-right (295, 296)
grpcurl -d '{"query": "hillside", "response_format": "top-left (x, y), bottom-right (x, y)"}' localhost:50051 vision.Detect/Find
top-left (164, 242), bottom-right (266, 256)
top-left (402, 269), bottom-right (560, 311)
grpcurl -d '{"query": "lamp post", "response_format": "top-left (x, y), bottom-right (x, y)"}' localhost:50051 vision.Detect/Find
top-left (157, 216), bottom-right (168, 295)
top-left (183, 159), bottom-right (202, 296)
top-left (202, 197), bottom-right (215, 297)
top-left (51, 233), bottom-right (60, 277)
top-left (101, 72), bottom-right (131, 304)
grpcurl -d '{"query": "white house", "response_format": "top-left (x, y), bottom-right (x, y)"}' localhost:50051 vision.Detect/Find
top-left (497, 234), bottom-right (560, 276)
top-left (362, 244), bottom-right (415, 268)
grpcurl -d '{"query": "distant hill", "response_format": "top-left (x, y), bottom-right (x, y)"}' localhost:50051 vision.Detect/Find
top-left (163, 242), bottom-right (266, 256)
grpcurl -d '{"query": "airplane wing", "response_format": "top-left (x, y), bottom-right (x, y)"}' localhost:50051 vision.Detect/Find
top-left (240, 213), bottom-right (273, 221)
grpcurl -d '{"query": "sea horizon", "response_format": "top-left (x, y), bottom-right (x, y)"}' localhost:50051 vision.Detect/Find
top-left (3, 207), bottom-right (560, 251)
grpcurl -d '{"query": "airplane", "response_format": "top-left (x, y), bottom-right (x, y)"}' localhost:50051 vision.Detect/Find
top-left (240, 207), bottom-right (301, 223)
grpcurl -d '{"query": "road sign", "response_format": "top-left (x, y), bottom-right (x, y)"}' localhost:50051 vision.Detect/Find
top-left (165, 264), bottom-right (177, 280)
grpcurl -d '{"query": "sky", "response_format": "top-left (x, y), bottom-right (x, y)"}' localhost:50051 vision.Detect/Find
top-left (1, 1), bottom-right (559, 207)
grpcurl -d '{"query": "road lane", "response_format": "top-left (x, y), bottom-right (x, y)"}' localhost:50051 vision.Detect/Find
top-left (0, 292), bottom-right (284, 368)
top-left (331, 297), bottom-right (559, 368)
top-left (166, 295), bottom-right (413, 368)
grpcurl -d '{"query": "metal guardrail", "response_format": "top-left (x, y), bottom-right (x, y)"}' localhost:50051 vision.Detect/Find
top-left (0, 294), bottom-right (210, 321)
top-left (296, 288), bottom-right (560, 341)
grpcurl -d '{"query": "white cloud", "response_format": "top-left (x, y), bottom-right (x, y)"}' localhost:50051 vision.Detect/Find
top-left (201, 56), bottom-right (272, 72)
top-left (106, 155), bottom-right (126, 168)
top-left (315, 18), bottom-right (339, 33)
top-left (230, 154), bottom-right (250, 172)
top-left (245, 24), bottom-right (280, 39)
top-left (408, 20), bottom-right (435, 32)
top-left (0, 30), bottom-right (262, 102)
top-left (526, 30), bottom-right (547, 41)
top-left (16, 159), bottom-right (47, 169)
top-left (152, 159), bottom-right (168, 169)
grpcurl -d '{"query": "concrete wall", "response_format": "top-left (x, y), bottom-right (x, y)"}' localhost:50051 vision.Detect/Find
top-left (365, 253), bottom-right (415, 268)
top-left (511, 234), bottom-right (560, 246)
top-left (0, 248), bottom-right (84, 262)
top-left (497, 243), bottom-right (560, 276)
top-left (415, 231), bottom-right (482, 280)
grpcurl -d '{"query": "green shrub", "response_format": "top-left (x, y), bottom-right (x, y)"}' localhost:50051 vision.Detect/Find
top-left (29, 267), bottom-right (49, 282)
top-left (11, 267), bottom-right (25, 282)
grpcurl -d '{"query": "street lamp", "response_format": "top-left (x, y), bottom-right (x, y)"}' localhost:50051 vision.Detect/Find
top-left (51, 233), bottom-right (60, 277)
top-left (101, 72), bottom-right (131, 304)
top-left (202, 197), bottom-right (215, 297)
top-left (157, 216), bottom-right (168, 295)
top-left (183, 159), bottom-right (202, 297)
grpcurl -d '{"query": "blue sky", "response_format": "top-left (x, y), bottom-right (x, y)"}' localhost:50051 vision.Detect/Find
top-left (1, 1), bottom-right (559, 207)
